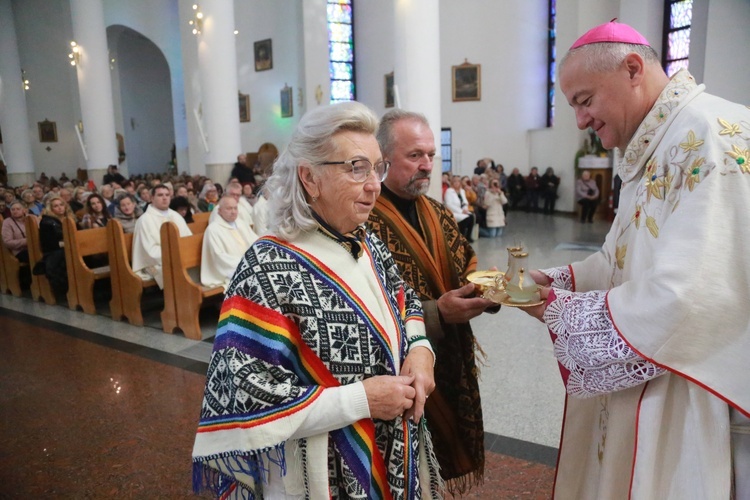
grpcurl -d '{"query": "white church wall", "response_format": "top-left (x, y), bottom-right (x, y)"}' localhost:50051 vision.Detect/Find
top-left (12, 0), bottom-right (84, 179)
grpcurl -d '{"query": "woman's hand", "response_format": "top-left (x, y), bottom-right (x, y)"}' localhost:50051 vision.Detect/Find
top-left (362, 375), bottom-right (416, 420)
top-left (400, 346), bottom-right (435, 422)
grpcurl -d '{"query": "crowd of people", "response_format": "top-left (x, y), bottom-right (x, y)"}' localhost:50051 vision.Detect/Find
top-left (1, 158), bottom-right (267, 296)
top-left (2, 19), bottom-right (748, 500)
top-left (440, 163), bottom-right (562, 241)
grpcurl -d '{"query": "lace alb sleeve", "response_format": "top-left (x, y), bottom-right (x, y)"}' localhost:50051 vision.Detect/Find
top-left (539, 265), bottom-right (574, 291)
top-left (543, 288), bottom-right (666, 398)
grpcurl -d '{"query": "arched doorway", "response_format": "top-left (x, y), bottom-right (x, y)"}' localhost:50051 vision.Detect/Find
top-left (107, 25), bottom-right (174, 176)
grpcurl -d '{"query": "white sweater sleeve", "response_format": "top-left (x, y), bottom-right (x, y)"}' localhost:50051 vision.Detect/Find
top-left (288, 382), bottom-right (370, 440)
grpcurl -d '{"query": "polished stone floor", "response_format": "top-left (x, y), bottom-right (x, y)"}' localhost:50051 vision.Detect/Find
top-left (0, 210), bottom-right (610, 498)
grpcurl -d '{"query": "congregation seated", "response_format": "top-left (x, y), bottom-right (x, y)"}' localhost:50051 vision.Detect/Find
top-left (37, 195), bottom-right (74, 293)
top-left (79, 193), bottom-right (111, 229)
top-left (21, 189), bottom-right (39, 215)
top-left (169, 195), bottom-right (194, 224)
top-left (131, 184), bottom-right (191, 289)
top-left (230, 153), bottom-right (256, 188)
top-left (196, 183), bottom-right (218, 213)
top-left (200, 195), bottom-right (258, 291)
top-left (2, 201), bottom-right (29, 263)
top-left (29, 185), bottom-right (45, 216)
top-left (208, 182), bottom-right (253, 228)
top-left (112, 193), bottom-right (143, 234)
top-left (444, 175), bottom-right (475, 242)
top-left (102, 164), bottom-right (126, 186)
top-left (251, 185), bottom-right (269, 236)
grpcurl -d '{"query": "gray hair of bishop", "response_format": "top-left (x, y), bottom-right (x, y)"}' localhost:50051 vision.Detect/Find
top-left (559, 42), bottom-right (660, 75)
top-left (265, 101), bottom-right (379, 240)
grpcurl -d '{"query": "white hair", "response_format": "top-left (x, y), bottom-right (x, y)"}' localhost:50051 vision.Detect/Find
top-left (265, 101), bottom-right (379, 240)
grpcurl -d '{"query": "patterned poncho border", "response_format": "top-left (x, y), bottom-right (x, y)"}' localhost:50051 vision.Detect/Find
top-left (193, 232), bottom-right (442, 499)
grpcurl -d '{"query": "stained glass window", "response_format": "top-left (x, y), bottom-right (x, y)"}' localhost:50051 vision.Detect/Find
top-left (547, 0), bottom-right (556, 127)
top-left (328, 0), bottom-right (355, 103)
top-left (441, 128), bottom-right (452, 173)
top-left (662, 0), bottom-right (692, 77)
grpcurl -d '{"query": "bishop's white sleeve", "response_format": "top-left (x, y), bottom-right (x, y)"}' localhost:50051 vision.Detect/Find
top-left (542, 288), bottom-right (666, 398)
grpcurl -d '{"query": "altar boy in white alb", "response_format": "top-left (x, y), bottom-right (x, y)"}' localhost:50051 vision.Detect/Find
top-left (201, 195), bottom-right (258, 291)
top-left (131, 184), bottom-right (192, 289)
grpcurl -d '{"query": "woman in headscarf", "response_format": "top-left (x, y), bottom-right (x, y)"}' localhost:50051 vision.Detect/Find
top-left (192, 102), bottom-right (441, 499)
top-left (197, 183), bottom-right (219, 213)
top-left (112, 193), bottom-right (143, 234)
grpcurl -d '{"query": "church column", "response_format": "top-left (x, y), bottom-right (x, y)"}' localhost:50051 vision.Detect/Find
top-left (69, 0), bottom-right (118, 184)
top-left (195, 0), bottom-right (242, 184)
top-left (0, 0), bottom-right (35, 186)
top-left (393, 0), bottom-right (442, 200)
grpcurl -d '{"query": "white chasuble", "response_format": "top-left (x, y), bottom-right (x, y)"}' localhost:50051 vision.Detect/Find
top-left (200, 217), bottom-right (258, 291)
top-left (548, 70), bottom-right (750, 499)
top-left (131, 205), bottom-right (192, 289)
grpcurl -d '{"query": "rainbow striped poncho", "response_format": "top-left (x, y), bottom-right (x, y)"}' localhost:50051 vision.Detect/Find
top-left (192, 230), bottom-right (442, 499)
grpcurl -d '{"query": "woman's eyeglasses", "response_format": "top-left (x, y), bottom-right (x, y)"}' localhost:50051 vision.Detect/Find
top-left (321, 159), bottom-right (390, 183)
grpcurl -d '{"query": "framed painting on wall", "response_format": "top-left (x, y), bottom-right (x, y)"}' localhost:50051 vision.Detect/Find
top-left (38, 119), bottom-right (58, 142)
top-left (280, 85), bottom-right (293, 118)
top-left (452, 60), bottom-right (481, 102)
top-left (239, 93), bottom-right (250, 122)
top-left (254, 39), bottom-right (273, 71)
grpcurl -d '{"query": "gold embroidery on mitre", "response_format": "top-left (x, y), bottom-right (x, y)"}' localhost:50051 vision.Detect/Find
top-left (646, 216), bottom-right (660, 238)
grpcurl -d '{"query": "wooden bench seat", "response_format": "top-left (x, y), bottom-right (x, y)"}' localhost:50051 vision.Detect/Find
top-left (62, 217), bottom-right (110, 314)
top-left (188, 211), bottom-right (210, 234)
top-left (160, 221), bottom-right (222, 340)
top-left (107, 219), bottom-right (158, 326)
top-left (25, 215), bottom-right (56, 305)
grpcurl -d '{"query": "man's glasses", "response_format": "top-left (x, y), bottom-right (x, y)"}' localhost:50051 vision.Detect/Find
top-left (320, 159), bottom-right (390, 183)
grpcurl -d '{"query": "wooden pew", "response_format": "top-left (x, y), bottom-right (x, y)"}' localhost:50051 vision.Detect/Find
top-left (0, 215), bottom-right (27, 297)
top-left (62, 217), bottom-right (110, 314)
top-left (160, 221), bottom-right (222, 340)
top-left (25, 215), bottom-right (56, 305)
top-left (188, 211), bottom-right (210, 234)
top-left (107, 219), bottom-right (157, 326)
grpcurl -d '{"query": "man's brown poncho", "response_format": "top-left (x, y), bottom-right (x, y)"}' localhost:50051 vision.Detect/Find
top-left (369, 193), bottom-right (484, 495)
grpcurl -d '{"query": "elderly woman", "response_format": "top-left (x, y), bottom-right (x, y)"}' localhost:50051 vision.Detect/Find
top-left (192, 102), bottom-right (441, 499)
top-left (2, 200), bottom-right (29, 262)
top-left (197, 183), bottom-right (219, 212)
